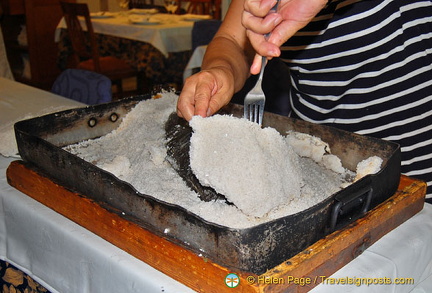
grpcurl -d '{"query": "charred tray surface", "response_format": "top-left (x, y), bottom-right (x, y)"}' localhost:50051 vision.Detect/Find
top-left (13, 95), bottom-right (401, 274)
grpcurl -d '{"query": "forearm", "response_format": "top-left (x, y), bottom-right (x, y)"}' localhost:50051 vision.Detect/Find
top-left (177, 0), bottom-right (255, 121)
top-left (202, 37), bottom-right (253, 93)
top-left (200, 0), bottom-right (254, 93)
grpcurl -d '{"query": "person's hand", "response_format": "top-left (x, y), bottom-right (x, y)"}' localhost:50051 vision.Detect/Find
top-left (242, 0), bottom-right (327, 74)
top-left (177, 0), bottom-right (255, 121)
top-left (177, 66), bottom-right (236, 121)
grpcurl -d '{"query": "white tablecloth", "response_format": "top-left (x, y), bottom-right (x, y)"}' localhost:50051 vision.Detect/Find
top-left (1, 78), bottom-right (432, 292)
top-left (310, 206), bottom-right (432, 293)
top-left (183, 45), bottom-right (207, 82)
top-left (55, 13), bottom-right (195, 57)
top-left (0, 77), bottom-right (194, 292)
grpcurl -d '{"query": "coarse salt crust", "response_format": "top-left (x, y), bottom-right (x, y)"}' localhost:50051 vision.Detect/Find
top-left (64, 94), bottom-right (378, 228)
top-left (355, 156), bottom-right (383, 181)
top-left (189, 115), bottom-right (304, 218)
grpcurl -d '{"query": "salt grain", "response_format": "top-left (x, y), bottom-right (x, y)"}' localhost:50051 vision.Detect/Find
top-left (189, 115), bottom-right (304, 218)
top-left (64, 94), bottom-right (373, 228)
top-left (355, 156), bottom-right (383, 181)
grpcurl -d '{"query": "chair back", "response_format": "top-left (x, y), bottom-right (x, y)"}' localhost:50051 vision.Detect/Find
top-left (182, 0), bottom-right (221, 19)
top-left (129, 0), bottom-right (155, 8)
top-left (60, 1), bottom-right (101, 72)
top-left (52, 69), bottom-right (112, 105)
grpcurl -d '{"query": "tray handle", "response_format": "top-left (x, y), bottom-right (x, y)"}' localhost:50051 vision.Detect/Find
top-left (330, 177), bottom-right (373, 232)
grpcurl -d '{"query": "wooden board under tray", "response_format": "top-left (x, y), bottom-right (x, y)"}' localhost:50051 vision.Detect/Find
top-left (6, 160), bottom-right (426, 292)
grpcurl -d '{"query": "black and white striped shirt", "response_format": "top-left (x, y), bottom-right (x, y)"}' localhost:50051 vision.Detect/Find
top-left (279, 0), bottom-right (432, 201)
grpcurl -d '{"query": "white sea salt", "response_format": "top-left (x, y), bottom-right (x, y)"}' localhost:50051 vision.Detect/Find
top-left (355, 156), bottom-right (383, 181)
top-left (64, 93), bottom-right (377, 228)
top-left (189, 115), bottom-right (304, 218)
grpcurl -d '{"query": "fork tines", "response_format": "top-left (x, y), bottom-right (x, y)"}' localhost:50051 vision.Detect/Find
top-left (244, 101), bottom-right (264, 125)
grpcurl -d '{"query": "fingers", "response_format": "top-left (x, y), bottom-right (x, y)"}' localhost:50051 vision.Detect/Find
top-left (177, 79), bottom-right (210, 121)
top-left (177, 70), bottom-right (233, 121)
top-left (242, 0), bottom-right (282, 58)
top-left (250, 54), bottom-right (264, 74)
top-left (244, 0), bottom-right (278, 18)
top-left (243, 0), bottom-right (327, 60)
top-left (193, 82), bottom-right (213, 117)
top-left (177, 87), bottom-right (197, 121)
top-left (247, 29), bottom-right (281, 57)
top-left (242, 8), bottom-right (282, 34)
top-left (269, 0), bottom-right (327, 45)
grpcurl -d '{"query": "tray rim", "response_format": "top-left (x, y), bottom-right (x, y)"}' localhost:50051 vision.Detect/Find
top-left (12, 95), bottom-right (402, 274)
top-left (6, 160), bottom-right (426, 293)
top-left (13, 97), bottom-right (401, 230)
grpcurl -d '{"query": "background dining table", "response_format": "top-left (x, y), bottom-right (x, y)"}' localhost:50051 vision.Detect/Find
top-left (1, 77), bottom-right (432, 292)
top-left (55, 11), bottom-right (210, 88)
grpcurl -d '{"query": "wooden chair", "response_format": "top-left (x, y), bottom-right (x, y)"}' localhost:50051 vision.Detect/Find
top-left (128, 1), bottom-right (169, 14)
top-left (59, 0), bottom-right (146, 96)
top-left (129, 0), bottom-right (155, 9)
top-left (181, 0), bottom-right (221, 19)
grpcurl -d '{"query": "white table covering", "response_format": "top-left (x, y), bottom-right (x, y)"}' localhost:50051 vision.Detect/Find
top-left (1, 78), bottom-right (432, 292)
top-left (0, 156), bottom-right (195, 293)
top-left (183, 45), bottom-right (207, 82)
top-left (55, 13), bottom-right (195, 57)
top-left (311, 206), bottom-right (432, 293)
top-left (0, 77), bottom-right (194, 292)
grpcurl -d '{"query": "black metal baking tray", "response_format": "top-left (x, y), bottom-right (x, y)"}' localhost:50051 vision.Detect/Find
top-left (13, 95), bottom-right (401, 274)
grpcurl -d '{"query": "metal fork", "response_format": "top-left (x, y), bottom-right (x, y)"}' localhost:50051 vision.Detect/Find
top-left (243, 1), bottom-right (279, 125)
top-left (243, 56), bottom-right (267, 125)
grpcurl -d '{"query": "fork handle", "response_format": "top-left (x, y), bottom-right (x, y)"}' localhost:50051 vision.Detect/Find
top-left (258, 56), bottom-right (266, 81)
top-left (260, 0), bottom-right (279, 78)
top-left (268, 0), bottom-right (279, 15)
top-left (264, 1), bottom-right (279, 39)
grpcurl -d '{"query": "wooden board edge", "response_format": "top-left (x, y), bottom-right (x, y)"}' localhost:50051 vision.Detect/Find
top-left (6, 161), bottom-right (426, 293)
top-left (258, 175), bottom-right (426, 292)
top-left (6, 160), bottom-right (260, 293)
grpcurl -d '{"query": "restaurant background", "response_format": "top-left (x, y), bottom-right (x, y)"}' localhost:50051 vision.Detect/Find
top-left (0, 0), bottom-right (229, 94)
top-left (2, 0), bottom-right (432, 292)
